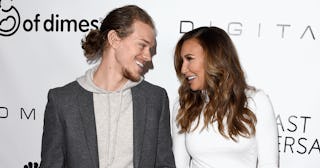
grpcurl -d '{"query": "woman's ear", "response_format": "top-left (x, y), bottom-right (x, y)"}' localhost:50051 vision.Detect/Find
top-left (107, 30), bottom-right (121, 48)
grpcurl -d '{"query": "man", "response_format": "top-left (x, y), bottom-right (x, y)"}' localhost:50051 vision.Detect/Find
top-left (40, 5), bottom-right (175, 168)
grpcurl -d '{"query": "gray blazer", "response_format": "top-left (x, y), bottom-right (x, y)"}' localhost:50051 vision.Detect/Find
top-left (40, 81), bottom-right (175, 168)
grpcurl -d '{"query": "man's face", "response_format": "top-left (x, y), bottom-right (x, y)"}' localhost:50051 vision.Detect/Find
top-left (115, 20), bottom-right (155, 82)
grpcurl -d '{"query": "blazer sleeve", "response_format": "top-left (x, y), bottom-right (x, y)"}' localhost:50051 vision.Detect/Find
top-left (171, 98), bottom-right (191, 168)
top-left (253, 91), bottom-right (279, 168)
top-left (40, 89), bottom-right (65, 168)
top-left (155, 89), bottom-right (176, 168)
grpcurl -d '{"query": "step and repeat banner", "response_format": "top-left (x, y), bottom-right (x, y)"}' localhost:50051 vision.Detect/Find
top-left (1, 0), bottom-right (319, 167)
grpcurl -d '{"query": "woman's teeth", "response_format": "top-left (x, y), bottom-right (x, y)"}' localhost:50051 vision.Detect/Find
top-left (187, 76), bottom-right (197, 80)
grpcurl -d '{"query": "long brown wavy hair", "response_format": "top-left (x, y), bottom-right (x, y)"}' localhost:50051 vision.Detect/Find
top-left (174, 26), bottom-right (257, 141)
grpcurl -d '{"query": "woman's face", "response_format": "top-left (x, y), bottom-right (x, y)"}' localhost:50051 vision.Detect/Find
top-left (180, 38), bottom-right (206, 91)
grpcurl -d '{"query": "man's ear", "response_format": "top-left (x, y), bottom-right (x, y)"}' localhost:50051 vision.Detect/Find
top-left (107, 30), bottom-right (121, 48)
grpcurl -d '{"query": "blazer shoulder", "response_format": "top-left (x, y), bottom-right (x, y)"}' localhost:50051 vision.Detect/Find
top-left (48, 81), bottom-right (87, 98)
top-left (137, 80), bottom-right (167, 95)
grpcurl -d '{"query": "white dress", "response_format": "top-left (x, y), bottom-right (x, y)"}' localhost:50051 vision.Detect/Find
top-left (172, 90), bottom-right (279, 168)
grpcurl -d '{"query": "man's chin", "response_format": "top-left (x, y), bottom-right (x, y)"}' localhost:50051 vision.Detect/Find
top-left (129, 76), bottom-right (141, 82)
top-left (124, 69), bottom-right (141, 82)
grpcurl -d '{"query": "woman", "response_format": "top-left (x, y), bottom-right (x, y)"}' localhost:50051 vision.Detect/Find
top-left (172, 26), bottom-right (278, 168)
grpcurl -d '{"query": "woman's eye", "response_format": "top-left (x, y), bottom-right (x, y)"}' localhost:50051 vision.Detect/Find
top-left (186, 56), bottom-right (193, 61)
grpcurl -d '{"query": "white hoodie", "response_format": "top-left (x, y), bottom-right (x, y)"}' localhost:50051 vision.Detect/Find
top-left (77, 65), bottom-right (141, 168)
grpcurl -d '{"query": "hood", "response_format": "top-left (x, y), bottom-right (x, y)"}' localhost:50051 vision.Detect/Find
top-left (76, 65), bottom-right (142, 94)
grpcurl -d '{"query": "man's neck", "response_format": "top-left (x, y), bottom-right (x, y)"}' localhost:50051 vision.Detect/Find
top-left (93, 54), bottom-right (128, 91)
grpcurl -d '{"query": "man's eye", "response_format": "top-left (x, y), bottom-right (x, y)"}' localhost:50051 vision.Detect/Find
top-left (139, 43), bottom-right (146, 49)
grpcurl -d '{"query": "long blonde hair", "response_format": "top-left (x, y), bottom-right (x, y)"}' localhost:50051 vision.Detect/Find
top-left (174, 27), bottom-right (256, 141)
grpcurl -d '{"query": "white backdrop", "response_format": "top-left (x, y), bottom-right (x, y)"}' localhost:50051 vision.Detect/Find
top-left (1, 0), bottom-right (319, 167)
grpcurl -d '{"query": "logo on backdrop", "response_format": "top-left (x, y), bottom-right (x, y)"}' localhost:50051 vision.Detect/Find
top-left (0, 106), bottom-right (8, 118)
top-left (179, 20), bottom-right (317, 40)
top-left (0, 106), bottom-right (37, 120)
top-left (0, 0), bottom-right (99, 37)
top-left (277, 114), bottom-right (319, 155)
top-left (24, 161), bottom-right (39, 168)
top-left (0, 0), bottom-right (21, 36)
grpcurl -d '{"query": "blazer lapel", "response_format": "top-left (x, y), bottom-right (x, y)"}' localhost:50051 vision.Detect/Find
top-left (76, 86), bottom-right (99, 168)
top-left (132, 84), bottom-right (147, 168)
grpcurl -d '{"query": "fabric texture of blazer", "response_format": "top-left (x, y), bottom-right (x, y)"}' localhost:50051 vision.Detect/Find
top-left (40, 80), bottom-right (175, 168)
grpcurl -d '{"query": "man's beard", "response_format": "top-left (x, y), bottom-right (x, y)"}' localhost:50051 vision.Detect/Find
top-left (123, 68), bottom-right (141, 82)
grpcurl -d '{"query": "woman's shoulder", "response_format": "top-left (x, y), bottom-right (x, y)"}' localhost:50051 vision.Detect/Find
top-left (246, 89), bottom-right (273, 113)
top-left (172, 96), bottom-right (180, 116)
top-left (246, 88), bottom-right (270, 101)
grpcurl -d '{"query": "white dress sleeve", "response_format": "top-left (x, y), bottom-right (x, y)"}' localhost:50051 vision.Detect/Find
top-left (171, 98), bottom-right (191, 168)
top-left (252, 91), bottom-right (279, 168)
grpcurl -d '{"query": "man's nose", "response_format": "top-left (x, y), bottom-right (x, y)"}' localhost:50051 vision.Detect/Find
top-left (142, 49), bottom-right (152, 61)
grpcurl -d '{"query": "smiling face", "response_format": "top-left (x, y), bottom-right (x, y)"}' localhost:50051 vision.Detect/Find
top-left (114, 20), bottom-right (155, 82)
top-left (180, 38), bottom-right (206, 91)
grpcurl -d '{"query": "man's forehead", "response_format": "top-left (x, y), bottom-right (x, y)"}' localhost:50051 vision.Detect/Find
top-left (132, 21), bottom-right (155, 36)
